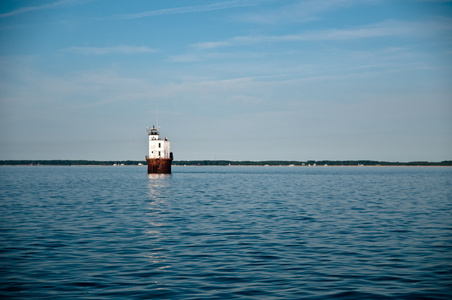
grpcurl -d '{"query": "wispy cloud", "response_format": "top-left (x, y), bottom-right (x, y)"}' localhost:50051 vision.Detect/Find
top-left (417, 0), bottom-right (452, 2)
top-left (192, 19), bottom-right (452, 49)
top-left (0, 0), bottom-right (91, 18)
top-left (114, 0), bottom-right (262, 20)
top-left (233, 0), bottom-right (374, 24)
top-left (64, 46), bottom-right (158, 55)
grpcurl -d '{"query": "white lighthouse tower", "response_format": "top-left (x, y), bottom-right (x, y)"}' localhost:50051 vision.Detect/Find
top-left (146, 125), bottom-right (173, 174)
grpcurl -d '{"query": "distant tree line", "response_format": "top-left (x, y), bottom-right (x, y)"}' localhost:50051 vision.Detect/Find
top-left (1, 160), bottom-right (451, 166)
top-left (0, 160), bottom-right (146, 166)
top-left (173, 160), bottom-right (452, 166)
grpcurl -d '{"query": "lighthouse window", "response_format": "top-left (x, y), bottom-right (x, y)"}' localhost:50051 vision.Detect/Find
top-left (159, 143), bottom-right (161, 148)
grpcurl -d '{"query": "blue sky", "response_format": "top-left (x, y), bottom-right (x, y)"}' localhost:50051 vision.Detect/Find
top-left (1, 0), bottom-right (451, 161)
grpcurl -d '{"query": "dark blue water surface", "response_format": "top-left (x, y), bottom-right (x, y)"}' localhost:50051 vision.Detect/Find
top-left (1, 166), bottom-right (451, 299)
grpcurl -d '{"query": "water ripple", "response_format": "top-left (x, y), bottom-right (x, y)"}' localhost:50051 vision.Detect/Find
top-left (0, 166), bottom-right (451, 299)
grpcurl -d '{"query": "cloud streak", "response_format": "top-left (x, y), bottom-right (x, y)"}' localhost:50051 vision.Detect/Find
top-left (192, 19), bottom-right (452, 49)
top-left (114, 0), bottom-right (262, 20)
top-left (234, 0), bottom-right (366, 24)
top-left (0, 0), bottom-right (90, 18)
top-left (64, 46), bottom-right (158, 55)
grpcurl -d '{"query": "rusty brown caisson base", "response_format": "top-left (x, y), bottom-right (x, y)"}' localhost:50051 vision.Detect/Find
top-left (146, 157), bottom-right (173, 174)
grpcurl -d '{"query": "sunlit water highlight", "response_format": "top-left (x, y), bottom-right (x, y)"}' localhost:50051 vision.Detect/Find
top-left (1, 166), bottom-right (451, 299)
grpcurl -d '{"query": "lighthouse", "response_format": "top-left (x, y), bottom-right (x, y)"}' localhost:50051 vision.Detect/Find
top-left (146, 125), bottom-right (173, 174)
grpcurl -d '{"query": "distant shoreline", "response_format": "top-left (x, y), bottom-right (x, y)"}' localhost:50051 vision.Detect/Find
top-left (1, 160), bottom-right (451, 167)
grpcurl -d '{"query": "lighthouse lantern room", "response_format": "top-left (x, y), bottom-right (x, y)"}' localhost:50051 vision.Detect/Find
top-left (146, 125), bottom-right (173, 174)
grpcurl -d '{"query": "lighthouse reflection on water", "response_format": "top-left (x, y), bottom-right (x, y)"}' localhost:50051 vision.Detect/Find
top-left (146, 171), bottom-right (171, 269)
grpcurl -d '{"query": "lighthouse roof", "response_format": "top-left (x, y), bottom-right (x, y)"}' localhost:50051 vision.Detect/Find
top-left (147, 125), bottom-right (160, 135)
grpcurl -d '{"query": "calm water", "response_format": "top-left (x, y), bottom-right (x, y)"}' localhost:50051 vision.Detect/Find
top-left (0, 166), bottom-right (451, 299)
